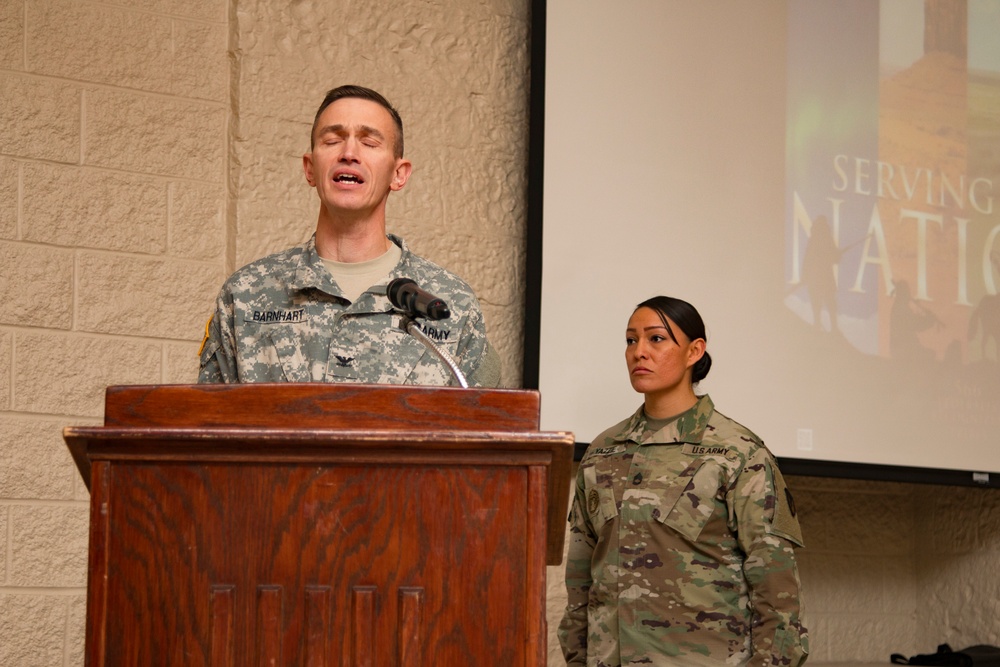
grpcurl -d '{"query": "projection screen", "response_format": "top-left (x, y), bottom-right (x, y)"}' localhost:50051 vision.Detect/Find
top-left (531, 0), bottom-right (1000, 480)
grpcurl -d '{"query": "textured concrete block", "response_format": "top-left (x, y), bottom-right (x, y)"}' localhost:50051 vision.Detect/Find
top-left (113, 0), bottom-right (226, 22)
top-left (76, 252), bottom-right (221, 340)
top-left (28, 0), bottom-right (173, 92)
top-left (409, 139), bottom-right (525, 241)
top-left (0, 330), bottom-right (10, 408)
top-left (0, 157), bottom-right (16, 239)
top-left (850, 492), bottom-right (915, 555)
top-left (882, 554), bottom-right (918, 614)
top-left (918, 551), bottom-right (1000, 646)
top-left (22, 162), bottom-right (167, 253)
top-left (235, 0), bottom-right (353, 124)
top-left (0, 417), bottom-right (77, 500)
top-left (0, 241), bottom-right (74, 329)
top-left (980, 488), bottom-right (1000, 552)
top-left (429, 233), bottom-right (519, 307)
top-left (173, 19), bottom-right (227, 101)
top-left (169, 181), bottom-right (226, 261)
top-left (0, 594), bottom-right (67, 667)
top-left (787, 476), bottom-right (915, 495)
top-left (14, 331), bottom-right (161, 416)
top-left (165, 341), bottom-right (201, 384)
top-left (0, 73), bottom-right (81, 162)
top-left (0, 1), bottom-right (21, 68)
top-left (825, 614), bottom-right (917, 662)
top-left (0, 508), bottom-right (7, 582)
top-left (810, 489), bottom-right (915, 555)
top-left (797, 553), bottom-right (885, 614)
top-left (916, 485), bottom-right (982, 555)
top-left (10, 504), bottom-right (89, 586)
top-left (233, 114), bottom-right (316, 268)
top-left (68, 594), bottom-right (87, 667)
top-left (85, 89), bottom-right (225, 181)
top-left (918, 487), bottom-right (1000, 653)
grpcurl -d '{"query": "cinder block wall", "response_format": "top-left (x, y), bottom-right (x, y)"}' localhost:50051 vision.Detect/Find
top-left (2, 1), bottom-right (998, 666)
top-left (1, 0), bottom-right (228, 664)
top-left (793, 477), bottom-right (1000, 660)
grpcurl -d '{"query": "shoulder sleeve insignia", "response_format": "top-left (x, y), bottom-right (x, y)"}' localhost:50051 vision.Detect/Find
top-left (770, 469), bottom-right (805, 547)
top-left (785, 487), bottom-right (797, 517)
top-left (198, 314), bottom-right (213, 356)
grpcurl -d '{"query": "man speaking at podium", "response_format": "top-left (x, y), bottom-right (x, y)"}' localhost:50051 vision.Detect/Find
top-left (198, 85), bottom-right (501, 387)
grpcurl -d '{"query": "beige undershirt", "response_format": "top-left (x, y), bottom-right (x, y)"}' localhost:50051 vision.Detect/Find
top-left (320, 242), bottom-right (402, 303)
top-left (640, 409), bottom-right (682, 441)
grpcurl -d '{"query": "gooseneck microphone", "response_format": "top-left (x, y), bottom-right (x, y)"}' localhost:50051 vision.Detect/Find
top-left (386, 278), bottom-right (451, 321)
top-left (386, 277), bottom-right (467, 387)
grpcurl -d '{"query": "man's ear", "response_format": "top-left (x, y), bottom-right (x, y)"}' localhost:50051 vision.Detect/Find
top-left (302, 153), bottom-right (316, 187)
top-left (390, 158), bottom-right (413, 191)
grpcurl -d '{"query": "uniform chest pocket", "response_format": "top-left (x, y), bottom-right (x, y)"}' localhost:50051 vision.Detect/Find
top-left (654, 459), bottom-right (727, 542)
top-left (264, 324), bottom-right (327, 382)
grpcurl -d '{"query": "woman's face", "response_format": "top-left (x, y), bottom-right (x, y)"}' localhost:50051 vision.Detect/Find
top-left (625, 307), bottom-right (704, 400)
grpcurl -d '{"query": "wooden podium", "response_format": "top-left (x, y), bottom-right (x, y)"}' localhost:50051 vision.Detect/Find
top-left (63, 383), bottom-right (574, 667)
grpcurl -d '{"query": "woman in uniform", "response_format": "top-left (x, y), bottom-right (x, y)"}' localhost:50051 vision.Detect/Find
top-left (558, 295), bottom-right (808, 667)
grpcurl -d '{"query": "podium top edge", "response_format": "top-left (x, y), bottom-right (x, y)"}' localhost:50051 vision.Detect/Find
top-left (100, 383), bottom-right (544, 432)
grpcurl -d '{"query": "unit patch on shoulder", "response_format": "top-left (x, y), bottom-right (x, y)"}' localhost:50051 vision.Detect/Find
top-left (785, 487), bottom-right (797, 518)
top-left (198, 315), bottom-right (212, 356)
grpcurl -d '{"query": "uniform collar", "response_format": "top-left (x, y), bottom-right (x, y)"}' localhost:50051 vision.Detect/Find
top-left (615, 394), bottom-right (716, 445)
top-left (291, 233), bottom-right (412, 306)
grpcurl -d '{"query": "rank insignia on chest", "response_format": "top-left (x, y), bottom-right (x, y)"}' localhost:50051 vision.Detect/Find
top-left (587, 489), bottom-right (600, 515)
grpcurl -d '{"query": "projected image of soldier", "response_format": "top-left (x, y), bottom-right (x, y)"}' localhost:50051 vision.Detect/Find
top-left (890, 280), bottom-right (941, 362)
top-left (968, 251), bottom-right (1000, 362)
top-left (801, 214), bottom-right (840, 334)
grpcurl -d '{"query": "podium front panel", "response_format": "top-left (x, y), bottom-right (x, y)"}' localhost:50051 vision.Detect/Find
top-left (68, 385), bottom-right (574, 667)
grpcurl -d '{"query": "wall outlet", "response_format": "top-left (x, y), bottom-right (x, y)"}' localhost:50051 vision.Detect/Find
top-left (796, 428), bottom-right (813, 451)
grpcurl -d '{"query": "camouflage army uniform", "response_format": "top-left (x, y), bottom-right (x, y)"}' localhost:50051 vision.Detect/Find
top-left (558, 395), bottom-right (807, 667)
top-left (198, 234), bottom-right (500, 387)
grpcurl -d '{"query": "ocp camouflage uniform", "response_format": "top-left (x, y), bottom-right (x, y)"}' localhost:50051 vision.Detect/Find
top-left (558, 395), bottom-right (807, 667)
top-left (198, 234), bottom-right (501, 387)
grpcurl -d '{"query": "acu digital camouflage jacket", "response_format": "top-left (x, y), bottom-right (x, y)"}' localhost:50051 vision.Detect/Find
top-left (559, 395), bottom-right (808, 667)
top-left (198, 234), bottom-right (500, 387)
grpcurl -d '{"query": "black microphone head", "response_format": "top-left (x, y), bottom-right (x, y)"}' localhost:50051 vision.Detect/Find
top-left (386, 278), bottom-right (417, 309)
top-left (387, 277), bottom-right (451, 320)
top-left (425, 299), bottom-right (450, 320)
